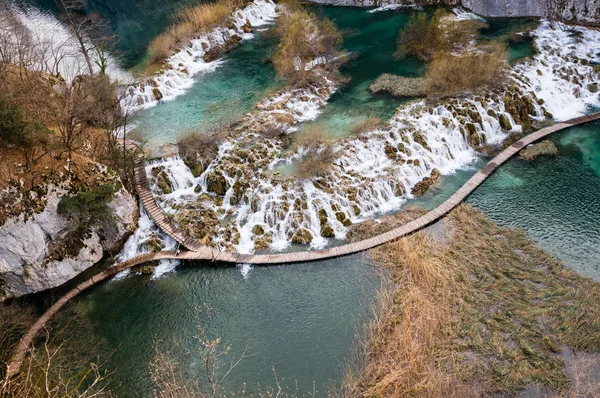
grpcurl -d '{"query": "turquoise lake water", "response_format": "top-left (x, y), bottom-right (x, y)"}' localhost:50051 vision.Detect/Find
top-left (24, 4), bottom-right (600, 396)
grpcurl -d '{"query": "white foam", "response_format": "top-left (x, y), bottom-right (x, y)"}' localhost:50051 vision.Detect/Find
top-left (514, 20), bottom-right (600, 120)
top-left (136, 19), bottom-right (600, 256)
top-left (121, 0), bottom-right (278, 111)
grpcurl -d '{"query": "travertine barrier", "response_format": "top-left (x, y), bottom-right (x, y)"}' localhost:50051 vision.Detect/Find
top-left (7, 112), bottom-right (600, 378)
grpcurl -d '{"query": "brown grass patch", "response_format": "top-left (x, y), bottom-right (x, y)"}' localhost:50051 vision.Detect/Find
top-left (346, 206), bottom-right (427, 242)
top-left (396, 10), bottom-right (488, 62)
top-left (424, 42), bottom-right (509, 98)
top-left (178, 130), bottom-right (228, 177)
top-left (273, 7), bottom-right (344, 85)
top-left (341, 205), bottom-right (600, 397)
top-left (148, 0), bottom-right (245, 64)
top-left (350, 117), bottom-right (383, 137)
top-left (293, 124), bottom-right (335, 179)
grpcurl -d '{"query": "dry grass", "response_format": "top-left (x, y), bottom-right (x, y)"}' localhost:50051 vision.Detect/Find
top-left (350, 117), bottom-right (383, 137)
top-left (148, 0), bottom-right (245, 64)
top-left (396, 10), bottom-right (487, 62)
top-left (346, 206), bottom-right (427, 242)
top-left (395, 10), bottom-right (448, 62)
top-left (424, 42), bottom-right (509, 98)
top-left (273, 7), bottom-right (343, 85)
top-left (341, 205), bottom-right (600, 397)
top-left (395, 10), bottom-right (506, 99)
top-left (293, 124), bottom-right (335, 179)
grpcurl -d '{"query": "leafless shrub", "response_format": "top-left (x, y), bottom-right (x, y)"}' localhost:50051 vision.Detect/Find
top-left (272, 7), bottom-right (344, 86)
top-left (424, 42), bottom-right (508, 98)
top-left (148, 0), bottom-right (244, 64)
top-left (178, 131), bottom-right (227, 177)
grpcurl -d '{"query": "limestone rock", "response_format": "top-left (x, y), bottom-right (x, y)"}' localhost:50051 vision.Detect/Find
top-left (410, 168), bottom-right (441, 196)
top-left (370, 74), bottom-right (426, 98)
top-left (0, 184), bottom-right (137, 300)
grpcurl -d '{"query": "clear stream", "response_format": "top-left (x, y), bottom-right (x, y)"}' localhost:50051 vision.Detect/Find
top-left (17, 3), bottom-right (600, 396)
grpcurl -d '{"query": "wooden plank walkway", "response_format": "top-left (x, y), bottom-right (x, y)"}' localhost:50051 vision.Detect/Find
top-left (6, 112), bottom-right (600, 378)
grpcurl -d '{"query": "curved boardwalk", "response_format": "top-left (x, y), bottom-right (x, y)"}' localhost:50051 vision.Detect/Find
top-left (6, 112), bottom-right (600, 378)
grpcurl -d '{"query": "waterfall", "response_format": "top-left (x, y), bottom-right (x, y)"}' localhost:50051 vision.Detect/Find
top-left (120, 0), bottom-right (278, 111)
top-left (142, 19), bottom-right (600, 256)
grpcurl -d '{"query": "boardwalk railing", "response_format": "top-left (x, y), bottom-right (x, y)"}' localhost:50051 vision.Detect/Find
top-left (6, 112), bottom-right (600, 378)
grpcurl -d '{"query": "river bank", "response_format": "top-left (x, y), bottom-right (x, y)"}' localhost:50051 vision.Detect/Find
top-left (344, 204), bottom-right (600, 397)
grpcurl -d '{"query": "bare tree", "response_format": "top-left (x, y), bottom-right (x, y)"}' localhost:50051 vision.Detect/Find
top-left (55, 0), bottom-right (115, 76)
top-left (0, 333), bottom-right (111, 397)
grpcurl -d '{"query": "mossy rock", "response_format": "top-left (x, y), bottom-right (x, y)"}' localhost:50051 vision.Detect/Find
top-left (465, 123), bottom-right (480, 147)
top-left (335, 212), bottom-right (347, 223)
top-left (487, 109), bottom-right (497, 118)
top-left (321, 223), bottom-right (335, 238)
top-left (384, 145), bottom-right (398, 160)
top-left (352, 204), bottom-right (361, 216)
top-left (413, 132), bottom-right (431, 152)
top-left (318, 208), bottom-right (328, 225)
top-left (183, 157), bottom-right (205, 178)
top-left (588, 82), bottom-right (599, 93)
top-left (292, 228), bottom-right (313, 244)
top-left (152, 88), bottom-right (163, 101)
top-left (252, 224), bottom-right (265, 236)
top-left (410, 168), bottom-right (441, 196)
top-left (156, 171), bottom-right (172, 195)
top-left (206, 172), bottom-right (229, 196)
top-left (499, 114), bottom-right (513, 131)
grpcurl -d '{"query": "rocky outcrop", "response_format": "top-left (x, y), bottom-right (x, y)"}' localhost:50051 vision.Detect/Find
top-left (462, 0), bottom-right (600, 24)
top-left (306, 0), bottom-right (600, 24)
top-left (0, 184), bottom-right (137, 300)
top-left (370, 74), bottom-right (426, 98)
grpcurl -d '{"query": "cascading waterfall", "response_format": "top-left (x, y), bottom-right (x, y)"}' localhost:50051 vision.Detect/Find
top-left (120, 0), bottom-right (278, 111)
top-left (115, 203), bottom-right (179, 279)
top-left (143, 19), bottom-right (600, 258)
top-left (514, 20), bottom-right (600, 120)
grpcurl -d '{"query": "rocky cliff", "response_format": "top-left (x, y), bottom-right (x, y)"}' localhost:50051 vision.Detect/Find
top-left (462, 0), bottom-right (600, 23)
top-left (307, 0), bottom-right (600, 24)
top-left (0, 184), bottom-right (137, 300)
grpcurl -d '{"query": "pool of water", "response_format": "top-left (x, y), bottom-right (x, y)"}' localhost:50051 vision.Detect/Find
top-left (298, 6), bottom-right (424, 139)
top-left (468, 122), bottom-right (600, 279)
top-left (26, 3), bottom-right (600, 396)
top-left (64, 255), bottom-right (379, 396)
top-left (129, 28), bottom-right (283, 149)
top-left (128, 5), bottom-right (537, 149)
top-left (410, 122), bottom-right (600, 280)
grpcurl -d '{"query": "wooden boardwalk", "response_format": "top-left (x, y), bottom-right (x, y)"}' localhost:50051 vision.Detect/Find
top-left (6, 112), bottom-right (600, 378)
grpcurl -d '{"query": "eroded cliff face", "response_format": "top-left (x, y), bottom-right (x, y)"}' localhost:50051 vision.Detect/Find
top-left (307, 0), bottom-right (600, 24)
top-left (462, 0), bottom-right (600, 23)
top-left (0, 185), bottom-right (137, 300)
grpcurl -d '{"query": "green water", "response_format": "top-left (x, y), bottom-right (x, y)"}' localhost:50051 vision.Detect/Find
top-left (410, 122), bottom-right (600, 280)
top-left (130, 5), bottom-right (536, 149)
top-left (39, 5), bottom-right (600, 396)
top-left (300, 6), bottom-right (424, 138)
top-left (55, 122), bottom-right (600, 397)
top-left (130, 29), bottom-right (283, 149)
top-left (64, 256), bottom-right (379, 396)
